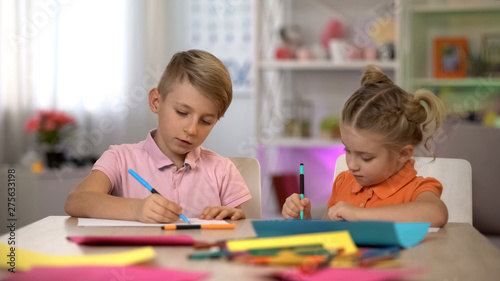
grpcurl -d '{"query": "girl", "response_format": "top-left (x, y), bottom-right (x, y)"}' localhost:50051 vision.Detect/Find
top-left (282, 65), bottom-right (448, 227)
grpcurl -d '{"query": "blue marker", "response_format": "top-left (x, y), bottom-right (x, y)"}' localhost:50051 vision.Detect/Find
top-left (299, 163), bottom-right (304, 220)
top-left (128, 169), bottom-right (190, 224)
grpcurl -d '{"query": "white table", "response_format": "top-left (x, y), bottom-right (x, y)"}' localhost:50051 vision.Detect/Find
top-left (1, 216), bottom-right (500, 280)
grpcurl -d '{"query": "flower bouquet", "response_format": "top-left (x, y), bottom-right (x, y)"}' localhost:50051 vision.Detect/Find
top-left (25, 110), bottom-right (76, 167)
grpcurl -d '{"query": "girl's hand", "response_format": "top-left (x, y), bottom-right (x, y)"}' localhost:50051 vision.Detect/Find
top-left (199, 206), bottom-right (246, 220)
top-left (135, 194), bottom-right (183, 223)
top-left (282, 193), bottom-right (311, 219)
top-left (326, 201), bottom-right (362, 221)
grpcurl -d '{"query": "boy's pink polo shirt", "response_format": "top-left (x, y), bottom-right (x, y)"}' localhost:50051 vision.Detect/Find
top-left (93, 129), bottom-right (252, 218)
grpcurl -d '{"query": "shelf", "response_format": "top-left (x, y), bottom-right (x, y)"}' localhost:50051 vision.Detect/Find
top-left (254, 0), bottom-right (401, 149)
top-left (413, 78), bottom-right (500, 88)
top-left (261, 137), bottom-right (343, 148)
top-left (412, 2), bottom-right (500, 13)
top-left (258, 60), bottom-right (398, 71)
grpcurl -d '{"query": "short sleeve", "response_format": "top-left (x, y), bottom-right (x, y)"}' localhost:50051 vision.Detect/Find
top-left (219, 159), bottom-right (252, 207)
top-left (326, 171), bottom-right (347, 208)
top-left (92, 146), bottom-right (123, 194)
top-left (410, 177), bottom-right (443, 201)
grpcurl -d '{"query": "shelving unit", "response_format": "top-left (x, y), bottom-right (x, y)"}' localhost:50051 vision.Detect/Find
top-left (255, 0), bottom-right (401, 146)
top-left (252, 0), bottom-right (500, 218)
top-left (254, 0), bottom-right (401, 217)
top-left (405, 0), bottom-right (500, 116)
top-left (413, 78), bottom-right (500, 88)
top-left (258, 60), bottom-right (398, 71)
top-left (411, 1), bottom-right (500, 13)
top-left (263, 137), bottom-right (343, 148)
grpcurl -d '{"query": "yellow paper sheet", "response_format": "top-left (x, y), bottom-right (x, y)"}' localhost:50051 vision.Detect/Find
top-left (226, 230), bottom-right (357, 254)
top-left (0, 243), bottom-right (155, 271)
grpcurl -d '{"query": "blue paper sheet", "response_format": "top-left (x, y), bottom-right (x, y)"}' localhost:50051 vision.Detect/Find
top-left (251, 220), bottom-right (430, 248)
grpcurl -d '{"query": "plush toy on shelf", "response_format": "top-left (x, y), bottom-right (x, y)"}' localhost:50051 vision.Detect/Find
top-left (275, 25), bottom-right (304, 60)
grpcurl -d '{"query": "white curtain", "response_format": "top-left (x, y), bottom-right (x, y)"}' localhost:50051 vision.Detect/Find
top-left (0, 0), bottom-right (178, 165)
top-left (1, 0), bottom-right (29, 164)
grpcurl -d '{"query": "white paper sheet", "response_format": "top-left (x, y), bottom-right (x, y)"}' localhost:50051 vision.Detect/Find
top-left (78, 218), bottom-right (229, 227)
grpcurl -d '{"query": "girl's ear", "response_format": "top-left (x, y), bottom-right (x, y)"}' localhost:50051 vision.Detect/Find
top-left (398, 145), bottom-right (414, 164)
top-left (149, 88), bottom-right (161, 113)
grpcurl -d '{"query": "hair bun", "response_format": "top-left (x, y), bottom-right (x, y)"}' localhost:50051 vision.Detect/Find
top-left (361, 64), bottom-right (394, 86)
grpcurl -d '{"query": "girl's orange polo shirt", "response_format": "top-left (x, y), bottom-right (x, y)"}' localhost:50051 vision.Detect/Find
top-left (326, 159), bottom-right (443, 208)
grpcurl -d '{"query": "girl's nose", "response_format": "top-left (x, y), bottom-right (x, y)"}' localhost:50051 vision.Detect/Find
top-left (346, 156), bottom-right (359, 172)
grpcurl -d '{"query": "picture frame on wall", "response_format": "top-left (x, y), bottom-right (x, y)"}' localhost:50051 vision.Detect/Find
top-left (482, 34), bottom-right (500, 75)
top-left (433, 37), bottom-right (469, 78)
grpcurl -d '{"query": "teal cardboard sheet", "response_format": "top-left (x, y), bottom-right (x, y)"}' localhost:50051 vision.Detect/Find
top-left (251, 220), bottom-right (430, 248)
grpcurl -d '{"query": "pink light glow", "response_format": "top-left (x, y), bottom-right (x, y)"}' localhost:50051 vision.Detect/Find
top-left (284, 145), bottom-right (346, 204)
top-left (258, 144), bottom-right (346, 218)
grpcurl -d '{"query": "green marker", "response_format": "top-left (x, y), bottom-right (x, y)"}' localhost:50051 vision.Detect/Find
top-left (300, 163), bottom-right (304, 220)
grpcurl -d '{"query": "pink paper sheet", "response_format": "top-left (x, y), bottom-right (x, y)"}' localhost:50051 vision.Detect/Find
top-left (274, 267), bottom-right (420, 281)
top-left (5, 266), bottom-right (209, 281)
top-left (67, 235), bottom-right (195, 246)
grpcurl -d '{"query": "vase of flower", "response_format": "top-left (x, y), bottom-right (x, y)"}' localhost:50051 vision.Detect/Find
top-left (25, 110), bottom-right (76, 169)
top-left (45, 150), bottom-right (65, 168)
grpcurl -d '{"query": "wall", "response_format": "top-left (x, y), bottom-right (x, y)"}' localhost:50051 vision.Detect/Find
top-left (85, 1), bottom-right (256, 159)
top-left (203, 94), bottom-right (256, 157)
top-left (173, 0), bottom-right (257, 158)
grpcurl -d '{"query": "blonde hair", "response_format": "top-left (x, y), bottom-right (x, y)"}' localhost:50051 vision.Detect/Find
top-left (342, 65), bottom-right (445, 156)
top-left (157, 49), bottom-right (233, 118)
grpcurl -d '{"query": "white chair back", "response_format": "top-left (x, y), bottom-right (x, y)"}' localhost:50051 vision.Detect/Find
top-left (230, 157), bottom-right (262, 219)
top-left (334, 154), bottom-right (473, 224)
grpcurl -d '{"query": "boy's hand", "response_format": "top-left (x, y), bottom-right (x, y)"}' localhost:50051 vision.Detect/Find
top-left (199, 206), bottom-right (245, 220)
top-left (326, 201), bottom-right (361, 221)
top-left (135, 194), bottom-right (183, 223)
top-left (282, 193), bottom-right (311, 219)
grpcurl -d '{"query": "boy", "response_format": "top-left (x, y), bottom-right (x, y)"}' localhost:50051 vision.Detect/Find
top-left (65, 50), bottom-right (252, 223)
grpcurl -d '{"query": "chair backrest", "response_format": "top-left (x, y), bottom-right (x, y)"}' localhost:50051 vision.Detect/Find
top-left (229, 157), bottom-right (262, 219)
top-left (334, 154), bottom-right (473, 224)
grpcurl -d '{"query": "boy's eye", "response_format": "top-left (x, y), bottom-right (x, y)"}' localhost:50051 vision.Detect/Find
top-left (176, 110), bottom-right (187, 116)
top-left (201, 120), bottom-right (213, 126)
top-left (362, 157), bottom-right (373, 162)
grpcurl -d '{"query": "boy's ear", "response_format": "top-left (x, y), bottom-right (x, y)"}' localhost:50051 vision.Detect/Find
top-left (398, 145), bottom-right (414, 164)
top-left (149, 88), bottom-right (161, 113)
